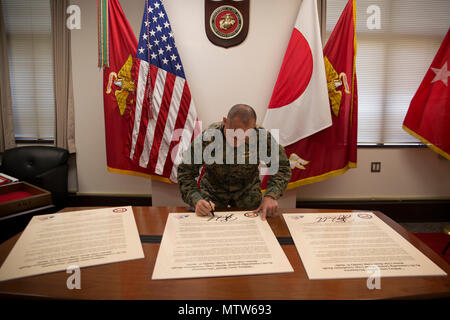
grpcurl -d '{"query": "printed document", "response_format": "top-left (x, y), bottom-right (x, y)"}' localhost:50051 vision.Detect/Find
top-left (0, 206), bottom-right (144, 281)
top-left (283, 212), bottom-right (447, 279)
top-left (152, 211), bottom-right (293, 280)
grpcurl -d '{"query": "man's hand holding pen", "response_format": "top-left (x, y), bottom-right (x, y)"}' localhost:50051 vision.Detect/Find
top-left (195, 199), bottom-right (216, 216)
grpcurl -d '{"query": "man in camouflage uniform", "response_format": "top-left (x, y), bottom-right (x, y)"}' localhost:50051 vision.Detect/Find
top-left (177, 104), bottom-right (291, 220)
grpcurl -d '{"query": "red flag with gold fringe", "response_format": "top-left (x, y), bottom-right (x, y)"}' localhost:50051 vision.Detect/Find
top-left (403, 28), bottom-right (450, 160)
top-left (100, 0), bottom-right (169, 181)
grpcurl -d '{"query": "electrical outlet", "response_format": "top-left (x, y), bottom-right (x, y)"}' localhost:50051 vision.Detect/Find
top-left (371, 162), bottom-right (381, 173)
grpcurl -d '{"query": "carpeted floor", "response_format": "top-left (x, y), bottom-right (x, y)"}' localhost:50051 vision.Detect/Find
top-left (414, 233), bottom-right (450, 265)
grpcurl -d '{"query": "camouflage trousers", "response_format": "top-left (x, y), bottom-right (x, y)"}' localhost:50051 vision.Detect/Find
top-left (199, 183), bottom-right (262, 210)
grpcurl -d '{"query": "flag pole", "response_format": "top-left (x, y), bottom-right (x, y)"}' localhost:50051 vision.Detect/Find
top-left (98, 0), bottom-right (109, 68)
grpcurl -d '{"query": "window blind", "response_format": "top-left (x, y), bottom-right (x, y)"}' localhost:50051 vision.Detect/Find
top-left (325, 0), bottom-right (449, 145)
top-left (2, 0), bottom-right (55, 140)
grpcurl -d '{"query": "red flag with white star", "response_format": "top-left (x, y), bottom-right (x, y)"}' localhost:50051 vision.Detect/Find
top-left (403, 28), bottom-right (450, 160)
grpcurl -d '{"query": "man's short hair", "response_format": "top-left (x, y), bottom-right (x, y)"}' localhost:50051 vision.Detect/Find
top-left (227, 104), bottom-right (257, 126)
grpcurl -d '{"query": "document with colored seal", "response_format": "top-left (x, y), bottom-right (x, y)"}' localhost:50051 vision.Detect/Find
top-left (283, 212), bottom-right (447, 280)
top-left (0, 206), bottom-right (144, 282)
top-left (152, 211), bottom-right (293, 280)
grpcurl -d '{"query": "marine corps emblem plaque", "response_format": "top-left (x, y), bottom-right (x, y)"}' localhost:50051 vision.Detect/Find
top-left (205, 0), bottom-right (249, 48)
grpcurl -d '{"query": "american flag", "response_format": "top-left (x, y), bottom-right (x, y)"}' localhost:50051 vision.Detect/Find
top-left (129, 0), bottom-right (199, 182)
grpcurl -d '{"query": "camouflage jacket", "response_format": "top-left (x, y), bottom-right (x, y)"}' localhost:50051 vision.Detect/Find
top-left (177, 122), bottom-right (291, 207)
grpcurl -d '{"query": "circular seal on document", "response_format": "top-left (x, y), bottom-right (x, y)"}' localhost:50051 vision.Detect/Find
top-left (210, 5), bottom-right (244, 39)
top-left (357, 213), bottom-right (373, 219)
top-left (113, 208), bottom-right (127, 213)
top-left (244, 212), bottom-right (259, 218)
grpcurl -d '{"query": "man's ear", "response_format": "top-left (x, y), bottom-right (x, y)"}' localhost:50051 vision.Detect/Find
top-left (222, 117), bottom-right (227, 127)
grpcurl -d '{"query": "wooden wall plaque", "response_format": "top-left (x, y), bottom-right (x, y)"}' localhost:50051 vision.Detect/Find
top-left (205, 0), bottom-right (250, 48)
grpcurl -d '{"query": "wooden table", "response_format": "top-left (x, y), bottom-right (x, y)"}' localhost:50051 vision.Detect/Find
top-left (0, 207), bottom-right (448, 299)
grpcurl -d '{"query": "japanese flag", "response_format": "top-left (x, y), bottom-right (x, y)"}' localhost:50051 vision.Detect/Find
top-left (263, 0), bottom-right (331, 146)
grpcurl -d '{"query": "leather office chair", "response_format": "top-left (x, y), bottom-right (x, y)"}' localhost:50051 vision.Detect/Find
top-left (0, 146), bottom-right (69, 207)
top-left (443, 225), bottom-right (450, 255)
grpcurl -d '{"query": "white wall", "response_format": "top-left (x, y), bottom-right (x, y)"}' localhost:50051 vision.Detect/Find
top-left (70, 0), bottom-right (450, 200)
top-left (296, 148), bottom-right (450, 200)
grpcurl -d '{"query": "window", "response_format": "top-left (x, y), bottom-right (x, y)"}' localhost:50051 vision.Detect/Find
top-left (325, 0), bottom-right (449, 145)
top-left (2, 0), bottom-right (55, 142)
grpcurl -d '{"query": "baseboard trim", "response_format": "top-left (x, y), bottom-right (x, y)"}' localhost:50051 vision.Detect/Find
top-left (67, 193), bottom-right (152, 207)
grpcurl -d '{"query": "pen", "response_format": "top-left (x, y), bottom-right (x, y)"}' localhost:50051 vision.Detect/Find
top-left (206, 198), bottom-right (215, 217)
